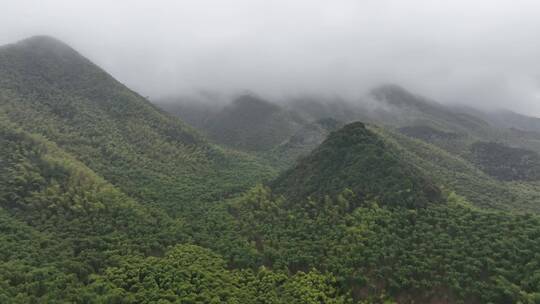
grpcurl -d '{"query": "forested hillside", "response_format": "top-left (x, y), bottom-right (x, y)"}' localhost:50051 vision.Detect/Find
top-left (376, 128), bottom-right (540, 213)
top-left (272, 122), bottom-right (442, 207)
top-left (470, 141), bottom-right (540, 181)
top-left (0, 115), bottom-right (189, 302)
top-left (228, 185), bottom-right (540, 303)
top-left (2, 36), bottom-right (540, 304)
top-left (222, 124), bottom-right (540, 303)
top-left (0, 36), bottom-right (275, 214)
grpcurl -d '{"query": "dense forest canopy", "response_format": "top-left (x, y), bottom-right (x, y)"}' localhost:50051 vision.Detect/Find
top-left (1, 36), bottom-right (540, 304)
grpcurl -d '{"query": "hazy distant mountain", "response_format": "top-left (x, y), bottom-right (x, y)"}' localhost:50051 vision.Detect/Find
top-left (157, 84), bottom-right (540, 184)
top-left (484, 109), bottom-right (540, 133)
top-left (157, 93), bottom-right (343, 167)
top-left (203, 94), bottom-right (306, 151)
top-left (166, 84), bottom-right (540, 211)
top-left (156, 96), bottom-right (222, 130)
top-left (369, 84), bottom-right (492, 134)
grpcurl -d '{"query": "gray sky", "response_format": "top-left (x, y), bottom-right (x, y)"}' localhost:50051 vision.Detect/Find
top-left (2, 0), bottom-right (540, 114)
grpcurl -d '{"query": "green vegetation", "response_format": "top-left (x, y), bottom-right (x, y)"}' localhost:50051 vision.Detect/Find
top-left (398, 125), bottom-right (461, 142)
top-left (0, 36), bottom-right (275, 215)
top-left (470, 141), bottom-right (540, 181)
top-left (229, 186), bottom-right (540, 303)
top-left (378, 127), bottom-right (540, 213)
top-left (272, 122), bottom-right (442, 208)
top-left (158, 94), bottom-right (338, 169)
top-left (204, 94), bottom-right (306, 152)
top-left (0, 117), bottom-right (189, 302)
top-left (86, 244), bottom-right (347, 304)
top-left (3, 36), bottom-right (540, 304)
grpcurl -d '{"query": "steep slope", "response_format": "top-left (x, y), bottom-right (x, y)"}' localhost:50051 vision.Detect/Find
top-left (286, 96), bottom-right (370, 123)
top-left (484, 108), bottom-right (540, 133)
top-left (459, 107), bottom-right (540, 153)
top-left (155, 95), bottom-right (222, 130)
top-left (0, 118), bottom-right (177, 243)
top-left (272, 122), bottom-right (443, 208)
top-left (157, 93), bottom-right (338, 168)
top-left (0, 36), bottom-right (274, 213)
top-left (266, 116), bottom-right (540, 213)
top-left (269, 118), bottom-right (342, 168)
top-left (376, 127), bottom-right (540, 213)
top-left (0, 124), bottom-right (346, 304)
top-left (279, 86), bottom-right (540, 213)
top-left (470, 141), bottom-right (540, 181)
top-left (369, 86), bottom-right (540, 177)
top-left (0, 117), bottom-right (190, 302)
top-left (224, 121), bottom-right (540, 303)
top-left (370, 84), bottom-right (491, 135)
top-left (398, 125), bottom-right (462, 142)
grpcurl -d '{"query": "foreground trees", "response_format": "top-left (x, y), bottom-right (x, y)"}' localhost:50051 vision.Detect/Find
top-left (86, 245), bottom-right (347, 304)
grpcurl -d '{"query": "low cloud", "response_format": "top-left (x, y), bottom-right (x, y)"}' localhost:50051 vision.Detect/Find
top-left (1, 0), bottom-right (540, 114)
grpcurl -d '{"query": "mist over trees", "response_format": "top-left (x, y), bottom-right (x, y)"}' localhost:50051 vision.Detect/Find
top-left (2, 1), bottom-right (540, 303)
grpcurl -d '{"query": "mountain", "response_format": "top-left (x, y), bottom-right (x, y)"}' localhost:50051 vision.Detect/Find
top-left (156, 85), bottom-right (539, 303)
top-left (0, 36), bottom-right (362, 304)
top-left (3, 36), bottom-right (540, 304)
top-left (286, 96), bottom-right (370, 123)
top-left (398, 125), bottom-right (462, 142)
top-left (226, 123), bottom-right (540, 303)
top-left (457, 107), bottom-right (540, 153)
top-left (156, 95), bottom-right (222, 130)
top-left (370, 84), bottom-right (491, 134)
top-left (368, 86), bottom-right (540, 194)
top-left (268, 85), bottom-right (540, 212)
top-left (469, 141), bottom-right (540, 181)
top-left (378, 127), bottom-right (540, 213)
top-left (0, 36), bottom-right (275, 214)
top-left (272, 122), bottom-right (443, 208)
top-left (269, 117), bottom-right (343, 167)
top-left (0, 118), bottom-right (177, 243)
top-left (157, 85), bottom-right (540, 213)
top-left (156, 93), bottom-right (340, 167)
top-left (484, 108), bottom-right (540, 134)
top-left (203, 94), bottom-right (306, 151)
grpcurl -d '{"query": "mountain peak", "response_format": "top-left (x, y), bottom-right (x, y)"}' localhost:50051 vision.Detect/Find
top-left (10, 35), bottom-right (78, 56)
top-left (0, 35), bottom-right (114, 101)
top-left (17, 35), bottom-right (66, 45)
top-left (272, 121), bottom-right (443, 207)
top-left (370, 84), bottom-right (430, 108)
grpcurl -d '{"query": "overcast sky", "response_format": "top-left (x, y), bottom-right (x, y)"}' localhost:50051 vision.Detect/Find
top-left (1, 0), bottom-right (540, 114)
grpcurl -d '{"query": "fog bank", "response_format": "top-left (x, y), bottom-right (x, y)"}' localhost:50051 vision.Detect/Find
top-left (2, 0), bottom-right (540, 114)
